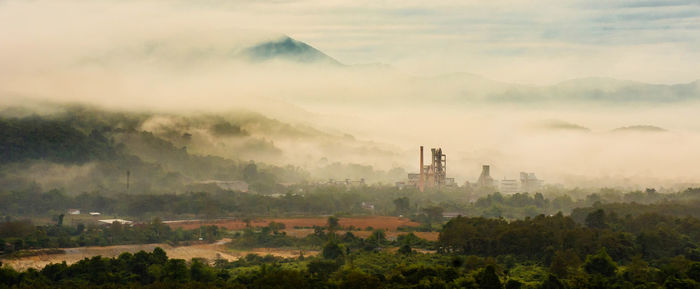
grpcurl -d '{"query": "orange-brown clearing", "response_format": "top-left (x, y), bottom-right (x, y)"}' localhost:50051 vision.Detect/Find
top-left (166, 216), bottom-right (420, 231)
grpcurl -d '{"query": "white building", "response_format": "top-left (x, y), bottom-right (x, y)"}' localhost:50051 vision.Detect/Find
top-left (499, 179), bottom-right (519, 195)
top-left (520, 172), bottom-right (543, 193)
top-left (98, 219), bottom-right (133, 225)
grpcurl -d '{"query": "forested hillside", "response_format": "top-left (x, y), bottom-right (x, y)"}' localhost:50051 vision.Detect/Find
top-left (0, 107), bottom-right (310, 194)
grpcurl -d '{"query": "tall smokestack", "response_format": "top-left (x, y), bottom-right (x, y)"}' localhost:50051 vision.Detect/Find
top-left (419, 146), bottom-right (424, 192)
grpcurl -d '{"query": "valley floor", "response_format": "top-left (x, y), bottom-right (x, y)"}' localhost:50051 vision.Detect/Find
top-left (1, 238), bottom-right (320, 271)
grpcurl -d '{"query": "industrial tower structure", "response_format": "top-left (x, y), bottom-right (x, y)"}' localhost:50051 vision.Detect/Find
top-left (417, 146), bottom-right (448, 192)
top-left (477, 165), bottom-right (494, 187)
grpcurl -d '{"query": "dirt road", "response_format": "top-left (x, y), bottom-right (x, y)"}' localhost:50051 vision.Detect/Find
top-left (2, 239), bottom-right (316, 271)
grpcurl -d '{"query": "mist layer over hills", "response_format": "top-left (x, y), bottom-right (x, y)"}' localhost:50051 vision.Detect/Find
top-left (1, 0), bottom-right (700, 191)
top-left (0, 104), bottom-right (415, 194)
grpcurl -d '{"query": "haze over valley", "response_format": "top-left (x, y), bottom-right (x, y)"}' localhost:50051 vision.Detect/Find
top-left (5, 1), bottom-right (700, 288)
top-left (2, 9), bottom-right (699, 189)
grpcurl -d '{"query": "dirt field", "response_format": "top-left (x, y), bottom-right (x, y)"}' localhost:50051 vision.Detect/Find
top-left (166, 216), bottom-right (420, 231)
top-left (2, 239), bottom-right (317, 271)
top-left (166, 216), bottom-right (434, 241)
top-left (3, 216), bottom-right (428, 271)
top-left (346, 231), bottom-right (440, 241)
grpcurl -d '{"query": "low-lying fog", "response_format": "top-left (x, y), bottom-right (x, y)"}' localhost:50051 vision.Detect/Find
top-left (2, 0), bottom-right (700, 190)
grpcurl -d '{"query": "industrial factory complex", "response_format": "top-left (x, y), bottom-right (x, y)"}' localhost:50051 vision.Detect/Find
top-left (403, 146), bottom-right (543, 194)
top-left (407, 146), bottom-right (456, 192)
top-left (474, 164), bottom-right (543, 194)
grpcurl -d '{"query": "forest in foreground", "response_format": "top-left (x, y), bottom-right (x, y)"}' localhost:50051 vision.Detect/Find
top-left (2, 207), bottom-right (700, 289)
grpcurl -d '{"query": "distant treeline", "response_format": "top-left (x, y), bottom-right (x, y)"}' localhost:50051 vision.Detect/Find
top-left (459, 187), bottom-right (700, 220)
top-left (0, 219), bottom-right (220, 254)
top-left (3, 185), bottom-right (700, 225)
top-left (440, 211), bottom-right (700, 264)
top-left (0, 117), bottom-right (116, 164)
top-left (0, 188), bottom-right (402, 219)
top-left (0, 182), bottom-right (470, 221)
top-left (570, 199), bottom-right (700, 223)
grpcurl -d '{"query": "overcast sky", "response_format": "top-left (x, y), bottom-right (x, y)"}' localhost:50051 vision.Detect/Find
top-left (1, 0), bottom-right (699, 85)
top-left (255, 0), bottom-right (700, 84)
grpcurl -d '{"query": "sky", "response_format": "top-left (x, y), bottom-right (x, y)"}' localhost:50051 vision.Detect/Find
top-left (1, 0), bottom-right (699, 84)
top-left (265, 0), bottom-right (700, 84)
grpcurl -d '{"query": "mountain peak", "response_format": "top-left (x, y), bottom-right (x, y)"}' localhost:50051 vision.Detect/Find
top-left (244, 36), bottom-right (342, 65)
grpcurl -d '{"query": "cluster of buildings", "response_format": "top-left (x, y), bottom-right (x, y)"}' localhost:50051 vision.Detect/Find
top-left (66, 209), bottom-right (133, 225)
top-left (404, 146), bottom-right (456, 192)
top-left (321, 178), bottom-right (366, 187)
top-left (401, 146), bottom-right (543, 194)
top-left (474, 165), bottom-right (543, 194)
top-left (190, 146), bottom-right (543, 195)
top-left (67, 209), bottom-right (102, 216)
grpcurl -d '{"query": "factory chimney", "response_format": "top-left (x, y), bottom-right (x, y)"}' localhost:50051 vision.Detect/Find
top-left (419, 146), bottom-right (424, 192)
top-left (482, 165), bottom-right (490, 177)
top-left (477, 165), bottom-right (493, 187)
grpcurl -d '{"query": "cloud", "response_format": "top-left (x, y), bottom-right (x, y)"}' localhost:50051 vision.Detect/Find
top-left (2, 0), bottom-right (699, 84)
top-left (615, 0), bottom-right (700, 8)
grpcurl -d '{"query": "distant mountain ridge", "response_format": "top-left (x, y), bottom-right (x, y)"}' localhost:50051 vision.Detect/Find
top-left (612, 125), bottom-right (667, 133)
top-left (538, 120), bottom-right (591, 132)
top-left (422, 74), bottom-right (700, 104)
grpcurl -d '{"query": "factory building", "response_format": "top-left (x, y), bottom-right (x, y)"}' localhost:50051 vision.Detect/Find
top-left (325, 178), bottom-right (366, 187)
top-left (499, 179), bottom-right (520, 194)
top-left (404, 148), bottom-right (541, 194)
top-left (408, 146), bottom-right (455, 191)
top-left (472, 166), bottom-right (543, 194)
top-left (477, 165), bottom-right (495, 188)
top-left (520, 172), bottom-right (543, 193)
